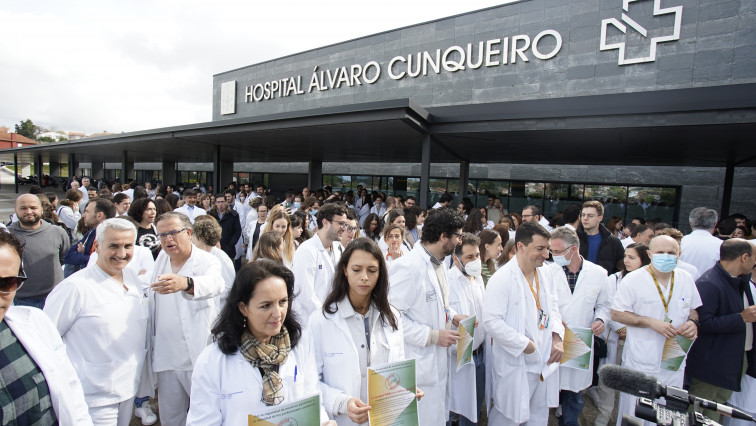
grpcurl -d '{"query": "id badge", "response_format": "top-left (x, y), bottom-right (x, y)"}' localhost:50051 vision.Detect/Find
top-left (539, 310), bottom-right (550, 330)
top-left (664, 316), bottom-right (672, 324)
top-left (445, 308), bottom-right (451, 324)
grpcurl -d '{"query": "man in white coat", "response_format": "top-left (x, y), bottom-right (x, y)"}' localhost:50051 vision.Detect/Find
top-left (546, 226), bottom-right (611, 426)
top-left (45, 218), bottom-right (150, 425)
top-left (448, 233), bottom-right (487, 425)
top-left (149, 212), bottom-right (224, 426)
top-left (681, 207), bottom-right (722, 274)
top-left (483, 221), bottom-right (565, 425)
top-left (611, 235), bottom-right (701, 425)
top-left (389, 207), bottom-right (467, 426)
top-left (173, 189), bottom-right (206, 223)
top-left (291, 202), bottom-right (348, 323)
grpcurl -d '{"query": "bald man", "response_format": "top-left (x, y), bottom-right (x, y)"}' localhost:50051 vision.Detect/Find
top-left (611, 235), bottom-right (702, 425)
top-left (7, 194), bottom-right (70, 308)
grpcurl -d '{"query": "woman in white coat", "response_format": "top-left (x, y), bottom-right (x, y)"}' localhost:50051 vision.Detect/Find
top-left (187, 259), bottom-right (334, 425)
top-left (310, 238), bottom-right (422, 425)
top-left (0, 231), bottom-right (93, 425)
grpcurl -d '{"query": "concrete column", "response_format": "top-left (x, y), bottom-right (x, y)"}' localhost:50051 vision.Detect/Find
top-left (162, 161), bottom-right (177, 185)
top-left (121, 151), bottom-right (135, 183)
top-left (419, 135), bottom-right (431, 209)
top-left (721, 163), bottom-right (734, 218)
top-left (91, 162), bottom-right (104, 180)
top-left (308, 161), bottom-right (322, 190)
top-left (14, 153), bottom-right (18, 194)
top-left (67, 153), bottom-right (76, 177)
top-left (458, 161), bottom-right (469, 203)
top-left (212, 146), bottom-right (233, 192)
top-left (35, 155), bottom-right (43, 185)
top-left (49, 161), bottom-right (61, 177)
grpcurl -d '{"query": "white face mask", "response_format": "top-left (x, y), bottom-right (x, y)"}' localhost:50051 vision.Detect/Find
top-left (462, 259), bottom-right (483, 277)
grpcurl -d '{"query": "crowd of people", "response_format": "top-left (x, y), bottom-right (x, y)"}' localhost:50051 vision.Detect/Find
top-left (0, 177), bottom-right (754, 426)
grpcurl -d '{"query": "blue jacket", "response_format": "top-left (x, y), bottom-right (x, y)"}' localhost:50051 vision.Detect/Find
top-left (686, 263), bottom-right (755, 391)
top-left (63, 228), bottom-right (96, 268)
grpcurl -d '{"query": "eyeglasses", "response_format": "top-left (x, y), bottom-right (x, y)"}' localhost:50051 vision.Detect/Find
top-left (0, 269), bottom-right (27, 294)
top-left (332, 220), bottom-right (348, 229)
top-left (453, 232), bottom-right (463, 238)
top-left (549, 246), bottom-right (573, 256)
top-left (157, 228), bottom-right (188, 240)
top-left (346, 226), bottom-right (359, 233)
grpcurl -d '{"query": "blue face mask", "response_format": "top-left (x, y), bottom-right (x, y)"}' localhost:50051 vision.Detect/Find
top-left (292, 202), bottom-right (301, 209)
top-left (310, 209), bottom-right (318, 216)
top-left (652, 253), bottom-right (677, 273)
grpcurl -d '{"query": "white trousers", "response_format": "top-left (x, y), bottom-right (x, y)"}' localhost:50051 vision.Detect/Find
top-left (157, 370), bottom-right (193, 426)
top-left (488, 372), bottom-right (549, 426)
top-left (88, 397), bottom-right (134, 426)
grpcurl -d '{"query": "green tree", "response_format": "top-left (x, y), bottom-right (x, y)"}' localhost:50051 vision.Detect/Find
top-left (14, 119), bottom-right (40, 140)
top-left (37, 136), bottom-right (56, 143)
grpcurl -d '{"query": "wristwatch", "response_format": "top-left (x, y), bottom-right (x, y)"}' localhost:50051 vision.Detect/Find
top-left (185, 277), bottom-right (194, 293)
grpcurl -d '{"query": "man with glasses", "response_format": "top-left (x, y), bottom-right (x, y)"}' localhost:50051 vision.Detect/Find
top-left (577, 201), bottom-right (624, 274)
top-left (8, 194), bottom-right (70, 308)
top-left (522, 205), bottom-right (552, 231)
top-left (546, 227), bottom-right (610, 426)
top-left (388, 207), bottom-right (467, 426)
top-left (292, 202), bottom-right (348, 324)
top-left (149, 212), bottom-right (224, 426)
top-left (335, 210), bottom-right (360, 256)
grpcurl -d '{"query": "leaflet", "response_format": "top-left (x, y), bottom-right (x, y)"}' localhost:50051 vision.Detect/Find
top-left (247, 393), bottom-right (321, 425)
top-left (368, 359), bottom-right (419, 426)
top-left (560, 326), bottom-right (594, 371)
top-left (661, 335), bottom-right (694, 371)
top-left (456, 315), bottom-right (476, 371)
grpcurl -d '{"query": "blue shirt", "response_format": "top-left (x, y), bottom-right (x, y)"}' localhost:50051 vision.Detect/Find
top-left (586, 233), bottom-right (602, 264)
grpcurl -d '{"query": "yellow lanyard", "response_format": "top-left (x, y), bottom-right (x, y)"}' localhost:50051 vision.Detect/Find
top-left (649, 267), bottom-right (675, 316)
top-left (525, 272), bottom-right (541, 311)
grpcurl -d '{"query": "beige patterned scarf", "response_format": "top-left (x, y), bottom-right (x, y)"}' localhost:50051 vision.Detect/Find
top-left (239, 327), bottom-right (291, 406)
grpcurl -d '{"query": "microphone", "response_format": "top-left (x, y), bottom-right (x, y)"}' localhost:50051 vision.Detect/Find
top-left (599, 365), bottom-right (756, 423)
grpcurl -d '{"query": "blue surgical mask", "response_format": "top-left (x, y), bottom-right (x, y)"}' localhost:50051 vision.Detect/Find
top-left (310, 209), bottom-right (318, 216)
top-left (292, 201), bottom-right (301, 209)
top-left (652, 253), bottom-right (677, 273)
top-left (553, 254), bottom-right (570, 267)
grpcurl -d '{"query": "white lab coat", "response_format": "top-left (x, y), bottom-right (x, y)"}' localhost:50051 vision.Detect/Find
top-left (612, 267), bottom-right (702, 425)
top-left (680, 229), bottom-right (722, 276)
top-left (186, 333), bottom-right (329, 425)
top-left (309, 300), bottom-right (406, 425)
top-left (291, 235), bottom-right (339, 325)
top-left (388, 243), bottom-right (456, 426)
top-left (44, 265), bottom-right (150, 407)
top-left (547, 258), bottom-right (611, 392)
top-left (173, 205), bottom-right (207, 223)
top-left (482, 256), bottom-right (564, 424)
top-left (447, 266), bottom-right (486, 423)
top-left (726, 280), bottom-right (756, 426)
top-left (209, 246), bottom-right (235, 310)
top-left (150, 245), bottom-right (224, 368)
top-left (4, 306), bottom-right (94, 425)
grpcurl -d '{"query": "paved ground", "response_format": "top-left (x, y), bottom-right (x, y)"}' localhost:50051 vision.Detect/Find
top-left (1, 184), bottom-right (620, 426)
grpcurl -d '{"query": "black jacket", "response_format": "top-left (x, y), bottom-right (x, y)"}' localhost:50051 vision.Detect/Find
top-left (577, 223), bottom-right (624, 274)
top-left (686, 263), bottom-right (756, 391)
top-left (209, 208), bottom-right (241, 260)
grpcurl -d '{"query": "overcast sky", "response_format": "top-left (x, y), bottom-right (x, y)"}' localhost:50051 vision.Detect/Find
top-left (1, 0), bottom-right (510, 135)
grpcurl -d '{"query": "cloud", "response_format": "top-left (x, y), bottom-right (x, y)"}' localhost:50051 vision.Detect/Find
top-left (0, 0), bottom-right (507, 133)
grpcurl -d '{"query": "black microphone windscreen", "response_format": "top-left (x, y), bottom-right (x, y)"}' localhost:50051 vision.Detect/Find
top-left (598, 365), bottom-right (662, 399)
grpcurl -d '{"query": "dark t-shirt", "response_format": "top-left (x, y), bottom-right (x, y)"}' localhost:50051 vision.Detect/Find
top-left (137, 226), bottom-right (161, 259)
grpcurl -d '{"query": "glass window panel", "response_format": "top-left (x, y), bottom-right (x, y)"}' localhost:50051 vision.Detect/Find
top-left (584, 185), bottom-right (627, 222)
top-left (447, 179), bottom-right (460, 199)
top-left (627, 186), bottom-right (678, 226)
top-left (544, 183), bottom-right (583, 219)
top-left (509, 182), bottom-right (544, 215)
top-left (354, 176), bottom-right (371, 191)
top-left (406, 178), bottom-right (420, 200)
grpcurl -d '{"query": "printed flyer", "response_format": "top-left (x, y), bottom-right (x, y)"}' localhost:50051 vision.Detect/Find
top-left (661, 335), bottom-right (694, 371)
top-left (456, 315), bottom-right (477, 371)
top-left (560, 326), bottom-right (593, 371)
top-left (368, 359), bottom-right (419, 426)
top-left (247, 393), bottom-right (320, 425)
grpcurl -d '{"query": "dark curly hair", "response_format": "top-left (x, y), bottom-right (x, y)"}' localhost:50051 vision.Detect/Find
top-left (128, 198), bottom-right (156, 224)
top-left (421, 207), bottom-right (466, 244)
top-left (212, 259), bottom-right (301, 355)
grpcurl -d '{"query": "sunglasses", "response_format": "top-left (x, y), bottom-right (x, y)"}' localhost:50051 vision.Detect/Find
top-left (0, 269), bottom-right (27, 294)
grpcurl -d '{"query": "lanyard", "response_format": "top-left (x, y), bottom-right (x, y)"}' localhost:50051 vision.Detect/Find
top-left (649, 267), bottom-right (675, 315)
top-left (525, 271), bottom-right (541, 311)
